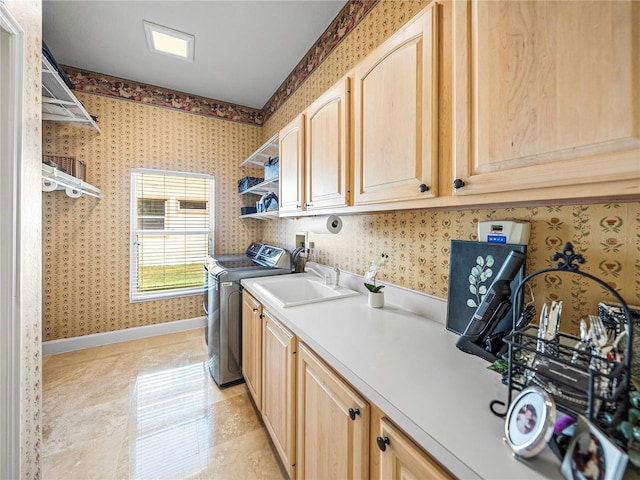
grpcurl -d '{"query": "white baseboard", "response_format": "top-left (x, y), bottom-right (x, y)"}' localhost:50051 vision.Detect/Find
top-left (42, 316), bottom-right (206, 356)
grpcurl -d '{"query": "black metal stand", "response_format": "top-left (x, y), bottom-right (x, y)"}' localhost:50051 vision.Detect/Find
top-left (499, 242), bottom-right (633, 456)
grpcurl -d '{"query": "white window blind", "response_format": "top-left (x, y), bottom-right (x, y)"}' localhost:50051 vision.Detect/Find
top-left (130, 169), bottom-right (214, 302)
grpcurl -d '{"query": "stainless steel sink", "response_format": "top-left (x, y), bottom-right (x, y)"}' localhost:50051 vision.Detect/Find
top-left (252, 276), bottom-right (359, 308)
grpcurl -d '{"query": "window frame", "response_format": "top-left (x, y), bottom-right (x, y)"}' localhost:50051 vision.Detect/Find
top-left (129, 168), bottom-right (215, 303)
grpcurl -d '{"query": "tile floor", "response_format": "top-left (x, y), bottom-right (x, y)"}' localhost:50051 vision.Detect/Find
top-left (42, 328), bottom-right (286, 480)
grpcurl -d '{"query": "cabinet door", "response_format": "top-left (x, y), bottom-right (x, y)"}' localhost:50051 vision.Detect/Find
top-left (297, 343), bottom-right (369, 480)
top-left (262, 310), bottom-right (297, 478)
top-left (305, 77), bottom-right (351, 211)
top-left (353, 3), bottom-right (439, 205)
top-left (377, 418), bottom-right (452, 480)
top-left (451, 0), bottom-right (640, 196)
top-left (279, 115), bottom-right (305, 214)
top-left (241, 291), bottom-right (262, 410)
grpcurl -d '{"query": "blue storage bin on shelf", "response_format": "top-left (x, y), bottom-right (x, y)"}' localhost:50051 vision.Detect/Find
top-left (237, 176), bottom-right (263, 193)
top-left (240, 206), bottom-right (257, 215)
top-left (264, 156), bottom-right (279, 180)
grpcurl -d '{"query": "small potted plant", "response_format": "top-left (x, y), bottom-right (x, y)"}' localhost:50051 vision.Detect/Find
top-left (364, 253), bottom-right (388, 308)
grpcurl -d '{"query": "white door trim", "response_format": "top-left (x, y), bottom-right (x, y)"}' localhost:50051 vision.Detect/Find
top-left (0, 4), bottom-right (24, 479)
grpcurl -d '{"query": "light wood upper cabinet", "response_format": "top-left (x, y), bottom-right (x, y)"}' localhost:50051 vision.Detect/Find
top-left (376, 417), bottom-right (453, 480)
top-left (353, 3), bottom-right (439, 205)
top-left (451, 0), bottom-right (640, 196)
top-left (241, 291), bottom-right (262, 410)
top-left (297, 342), bottom-right (369, 480)
top-left (304, 77), bottom-right (351, 211)
top-left (275, 1), bottom-right (638, 215)
top-left (279, 115), bottom-right (305, 214)
top-left (262, 310), bottom-right (297, 478)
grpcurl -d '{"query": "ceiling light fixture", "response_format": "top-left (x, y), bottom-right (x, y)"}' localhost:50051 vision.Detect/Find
top-left (143, 21), bottom-right (194, 62)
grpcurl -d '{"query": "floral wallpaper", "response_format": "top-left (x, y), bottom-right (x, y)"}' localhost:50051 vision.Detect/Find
top-left (256, 0), bottom-right (639, 337)
top-left (261, 203), bottom-right (640, 335)
top-left (61, 66), bottom-right (264, 125)
top-left (41, 0), bottom-right (405, 343)
top-left (37, 1), bottom-right (637, 479)
top-left (42, 94), bottom-right (263, 341)
top-left (42, 0), bottom-right (640, 341)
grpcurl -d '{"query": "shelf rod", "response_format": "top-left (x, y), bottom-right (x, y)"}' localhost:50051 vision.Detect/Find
top-left (42, 164), bottom-right (103, 199)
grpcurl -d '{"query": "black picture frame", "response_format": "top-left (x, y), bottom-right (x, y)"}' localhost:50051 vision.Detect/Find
top-left (446, 240), bottom-right (527, 336)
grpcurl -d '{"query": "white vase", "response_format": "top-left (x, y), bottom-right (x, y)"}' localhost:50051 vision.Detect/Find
top-left (368, 291), bottom-right (384, 308)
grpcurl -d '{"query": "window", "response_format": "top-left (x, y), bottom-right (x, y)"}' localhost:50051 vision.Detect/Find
top-left (178, 200), bottom-right (207, 211)
top-left (130, 169), bottom-right (214, 302)
top-left (137, 198), bottom-right (166, 230)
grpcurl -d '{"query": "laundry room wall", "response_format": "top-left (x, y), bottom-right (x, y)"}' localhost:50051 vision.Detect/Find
top-left (42, 0), bottom-right (640, 341)
top-left (42, 95), bottom-right (262, 341)
top-left (256, 0), bottom-right (640, 332)
top-left (39, 0), bottom-right (380, 342)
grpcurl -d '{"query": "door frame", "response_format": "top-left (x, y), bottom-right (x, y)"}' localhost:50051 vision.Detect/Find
top-left (0, 4), bottom-right (24, 479)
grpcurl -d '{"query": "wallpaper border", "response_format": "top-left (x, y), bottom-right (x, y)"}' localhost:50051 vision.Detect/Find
top-left (61, 65), bottom-right (264, 125)
top-left (58, 0), bottom-right (377, 126)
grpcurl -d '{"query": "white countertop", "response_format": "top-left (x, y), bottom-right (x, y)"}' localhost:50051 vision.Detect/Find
top-left (242, 273), bottom-right (563, 479)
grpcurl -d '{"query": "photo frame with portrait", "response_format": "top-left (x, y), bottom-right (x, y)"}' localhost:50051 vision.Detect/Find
top-left (505, 386), bottom-right (556, 458)
top-left (561, 416), bottom-right (628, 480)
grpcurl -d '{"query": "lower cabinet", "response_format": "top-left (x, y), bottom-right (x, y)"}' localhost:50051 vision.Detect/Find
top-left (242, 292), bottom-right (453, 480)
top-left (297, 342), bottom-right (369, 480)
top-left (241, 291), bottom-right (262, 409)
top-left (262, 309), bottom-right (297, 478)
top-left (374, 415), bottom-right (453, 480)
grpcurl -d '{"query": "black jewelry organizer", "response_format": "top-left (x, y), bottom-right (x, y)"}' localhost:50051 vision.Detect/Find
top-left (501, 243), bottom-right (632, 442)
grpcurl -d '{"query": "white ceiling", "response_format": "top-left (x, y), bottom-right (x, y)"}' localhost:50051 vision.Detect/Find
top-left (42, 1), bottom-right (347, 109)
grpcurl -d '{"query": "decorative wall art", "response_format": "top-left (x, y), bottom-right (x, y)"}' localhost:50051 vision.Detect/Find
top-left (446, 240), bottom-right (527, 336)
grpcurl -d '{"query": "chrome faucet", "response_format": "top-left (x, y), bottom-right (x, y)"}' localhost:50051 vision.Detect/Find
top-left (305, 262), bottom-right (340, 288)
